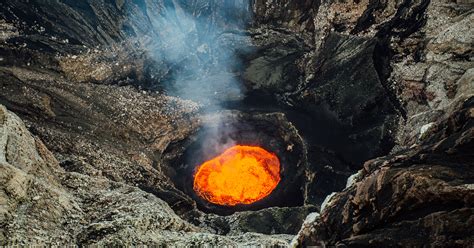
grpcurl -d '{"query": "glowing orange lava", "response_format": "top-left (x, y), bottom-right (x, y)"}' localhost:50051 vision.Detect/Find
top-left (193, 145), bottom-right (281, 206)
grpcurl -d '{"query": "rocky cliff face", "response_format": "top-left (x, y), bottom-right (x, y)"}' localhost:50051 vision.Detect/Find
top-left (293, 97), bottom-right (474, 247)
top-left (0, 0), bottom-right (473, 246)
top-left (0, 104), bottom-right (293, 245)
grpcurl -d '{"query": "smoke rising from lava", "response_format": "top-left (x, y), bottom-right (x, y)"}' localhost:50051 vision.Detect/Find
top-left (129, 1), bottom-right (255, 166)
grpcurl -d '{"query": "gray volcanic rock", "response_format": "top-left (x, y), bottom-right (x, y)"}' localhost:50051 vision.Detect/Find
top-left (0, 0), bottom-right (473, 246)
top-left (0, 104), bottom-right (293, 246)
top-left (0, 67), bottom-right (201, 215)
top-left (0, 105), bottom-right (75, 243)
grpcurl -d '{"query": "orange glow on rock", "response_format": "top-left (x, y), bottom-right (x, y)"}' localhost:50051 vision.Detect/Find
top-left (193, 145), bottom-right (281, 206)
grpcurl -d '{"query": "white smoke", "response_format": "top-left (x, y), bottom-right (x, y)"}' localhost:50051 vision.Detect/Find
top-left (130, 0), bottom-right (253, 105)
top-left (125, 1), bottom-right (255, 160)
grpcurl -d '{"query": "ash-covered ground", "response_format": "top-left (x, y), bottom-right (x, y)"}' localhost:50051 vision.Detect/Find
top-left (0, 0), bottom-right (473, 246)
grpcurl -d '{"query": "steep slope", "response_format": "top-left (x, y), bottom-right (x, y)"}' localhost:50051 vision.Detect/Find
top-left (0, 0), bottom-right (472, 246)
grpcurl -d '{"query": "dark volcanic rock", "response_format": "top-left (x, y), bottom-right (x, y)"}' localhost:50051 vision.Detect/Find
top-left (242, 28), bottom-right (311, 94)
top-left (0, 0), bottom-right (473, 246)
top-left (291, 32), bottom-right (397, 165)
top-left (294, 97), bottom-right (474, 247)
top-left (252, 0), bottom-right (317, 32)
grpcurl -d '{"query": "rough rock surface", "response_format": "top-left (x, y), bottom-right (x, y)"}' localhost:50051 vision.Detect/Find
top-left (0, 104), bottom-right (293, 246)
top-left (287, 0), bottom-right (474, 246)
top-left (293, 97), bottom-right (474, 247)
top-left (0, 0), bottom-right (473, 246)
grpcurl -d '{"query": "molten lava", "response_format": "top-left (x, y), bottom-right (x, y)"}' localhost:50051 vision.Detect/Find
top-left (193, 145), bottom-right (281, 206)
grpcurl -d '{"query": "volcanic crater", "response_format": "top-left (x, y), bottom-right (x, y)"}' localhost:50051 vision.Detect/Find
top-left (164, 111), bottom-right (307, 216)
top-left (0, 0), bottom-right (473, 246)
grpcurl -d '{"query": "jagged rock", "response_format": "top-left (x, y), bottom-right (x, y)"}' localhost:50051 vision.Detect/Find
top-left (252, 0), bottom-right (316, 32)
top-left (293, 97), bottom-right (474, 247)
top-left (0, 104), bottom-right (294, 246)
top-left (0, 0), bottom-right (472, 246)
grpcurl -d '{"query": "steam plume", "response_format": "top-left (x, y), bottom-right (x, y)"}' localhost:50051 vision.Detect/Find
top-left (130, 1), bottom-right (253, 106)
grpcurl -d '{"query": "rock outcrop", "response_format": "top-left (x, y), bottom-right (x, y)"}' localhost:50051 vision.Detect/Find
top-left (0, 104), bottom-right (294, 246)
top-left (0, 0), bottom-right (472, 246)
top-left (293, 97), bottom-right (473, 247)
